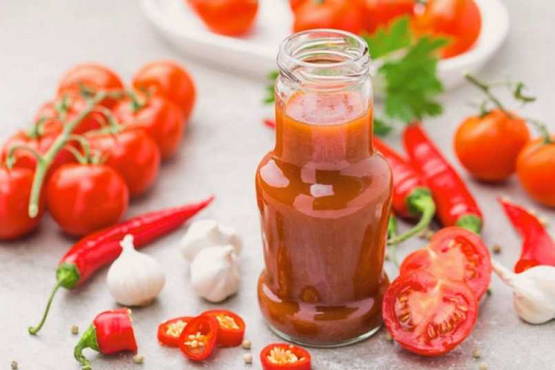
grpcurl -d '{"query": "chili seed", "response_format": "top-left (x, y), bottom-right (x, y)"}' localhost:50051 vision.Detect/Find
top-left (133, 354), bottom-right (144, 364)
top-left (479, 362), bottom-right (488, 370)
top-left (472, 349), bottom-right (481, 359)
top-left (492, 245), bottom-right (502, 254)
top-left (242, 339), bottom-right (252, 350)
top-left (71, 325), bottom-right (79, 335)
top-left (11, 361), bottom-right (18, 370)
top-left (385, 332), bottom-right (393, 342)
top-left (243, 353), bottom-right (253, 365)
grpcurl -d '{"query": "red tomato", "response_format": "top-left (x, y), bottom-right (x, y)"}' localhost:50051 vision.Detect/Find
top-left (36, 94), bottom-right (108, 135)
top-left (365, 0), bottom-right (416, 33)
top-left (400, 226), bottom-right (492, 299)
top-left (289, 0), bottom-right (305, 10)
top-left (46, 163), bottom-right (129, 236)
top-left (260, 343), bottom-right (311, 370)
top-left (88, 127), bottom-right (160, 197)
top-left (114, 94), bottom-right (185, 160)
top-left (133, 61), bottom-right (196, 122)
top-left (292, 0), bottom-right (367, 35)
top-left (187, 0), bottom-right (259, 36)
top-left (382, 270), bottom-right (478, 356)
top-left (201, 310), bottom-right (245, 347)
top-left (414, 0), bottom-right (481, 58)
top-left (179, 315), bottom-right (219, 361)
top-left (516, 137), bottom-right (555, 207)
top-left (454, 109), bottom-right (530, 182)
top-left (157, 316), bottom-right (193, 347)
top-left (1, 124), bottom-right (74, 178)
top-left (0, 167), bottom-right (44, 240)
top-left (57, 63), bottom-right (124, 108)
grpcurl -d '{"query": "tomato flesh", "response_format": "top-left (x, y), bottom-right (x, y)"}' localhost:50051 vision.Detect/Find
top-left (383, 270), bottom-right (478, 356)
top-left (202, 310), bottom-right (245, 347)
top-left (400, 226), bottom-right (492, 299)
top-left (157, 316), bottom-right (192, 347)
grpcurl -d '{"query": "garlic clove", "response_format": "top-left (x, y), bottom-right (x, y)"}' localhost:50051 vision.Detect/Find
top-left (180, 219), bottom-right (241, 261)
top-left (190, 245), bottom-right (240, 303)
top-left (107, 235), bottom-right (166, 307)
top-left (492, 261), bottom-right (555, 324)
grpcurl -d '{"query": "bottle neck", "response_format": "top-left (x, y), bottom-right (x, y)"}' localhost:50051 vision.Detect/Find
top-left (274, 91), bottom-right (374, 166)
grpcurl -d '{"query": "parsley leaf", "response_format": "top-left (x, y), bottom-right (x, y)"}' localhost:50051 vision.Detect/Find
top-left (363, 17), bottom-right (411, 59)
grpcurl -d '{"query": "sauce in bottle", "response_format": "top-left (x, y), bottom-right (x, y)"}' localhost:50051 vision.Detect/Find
top-left (256, 30), bottom-right (392, 347)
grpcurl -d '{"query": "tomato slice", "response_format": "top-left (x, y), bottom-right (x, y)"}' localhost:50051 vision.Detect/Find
top-left (201, 310), bottom-right (246, 347)
top-left (179, 315), bottom-right (218, 361)
top-left (400, 226), bottom-right (492, 299)
top-left (157, 316), bottom-right (192, 347)
top-left (260, 343), bottom-right (311, 370)
top-left (383, 270), bottom-right (478, 356)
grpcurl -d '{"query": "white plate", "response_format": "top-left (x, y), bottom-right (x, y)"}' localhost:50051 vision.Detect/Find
top-left (141, 0), bottom-right (509, 89)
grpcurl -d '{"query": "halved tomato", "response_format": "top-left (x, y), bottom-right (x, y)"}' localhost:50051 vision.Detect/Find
top-left (382, 270), bottom-right (478, 356)
top-left (400, 226), bottom-right (492, 299)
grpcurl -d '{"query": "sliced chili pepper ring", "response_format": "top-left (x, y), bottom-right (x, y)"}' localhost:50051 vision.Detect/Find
top-left (179, 315), bottom-right (218, 361)
top-left (202, 309), bottom-right (245, 347)
top-left (260, 343), bottom-right (311, 370)
top-left (157, 316), bottom-right (193, 347)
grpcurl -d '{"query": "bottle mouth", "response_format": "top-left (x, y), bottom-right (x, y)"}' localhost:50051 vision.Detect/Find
top-left (277, 29), bottom-right (370, 83)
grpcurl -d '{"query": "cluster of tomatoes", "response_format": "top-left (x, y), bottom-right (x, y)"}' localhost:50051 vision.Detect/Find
top-left (184, 0), bottom-right (481, 59)
top-left (290, 0), bottom-right (482, 58)
top-left (383, 227), bottom-right (492, 356)
top-left (0, 61), bottom-right (196, 240)
top-left (454, 80), bottom-right (555, 207)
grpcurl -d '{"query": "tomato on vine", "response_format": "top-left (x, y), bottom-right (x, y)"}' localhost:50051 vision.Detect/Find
top-left (114, 93), bottom-right (185, 160)
top-left (517, 135), bottom-right (555, 207)
top-left (88, 127), bottom-right (160, 198)
top-left (0, 167), bottom-right (44, 240)
top-left (57, 63), bottom-right (124, 108)
top-left (133, 60), bottom-right (196, 122)
top-left (46, 160), bottom-right (129, 237)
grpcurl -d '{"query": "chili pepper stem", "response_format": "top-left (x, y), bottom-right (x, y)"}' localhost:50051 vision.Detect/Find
top-left (387, 216), bottom-right (400, 267)
top-left (27, 91), bottom-right (107, 218)
top-left (74, 325), bottom-right (99, 370)
top-left (28, 263), bottom-right (80, 335)
top-left (456, 214), bottom-right (483, 234)
top-left (387, 189), bottom-right (436, 246)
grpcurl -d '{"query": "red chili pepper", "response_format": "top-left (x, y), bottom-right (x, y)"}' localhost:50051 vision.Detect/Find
top-left (260, 343), bottom-right (311, 370)
top-left (202, 309), bottom-right (246, 347)
top-left (499, 197), bottom-right (555, 273)
top-left (28, 196), bottom-right (214, 335)
top-left (263, 119), bottom-right (276, 128)
top-left (374, 138), bottom-right (436, 244)
top-left (74, 308), bottom-right (137, 370)
top-left (403, 124), bottom-right (483, 233)
top-left (179, 315), bottom-right (219, 361)
top-left (158, 316), bottom-right (193, 347)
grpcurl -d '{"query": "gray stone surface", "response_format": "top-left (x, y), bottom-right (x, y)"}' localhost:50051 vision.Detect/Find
top-left (0, 1), bottom-right (554, 369)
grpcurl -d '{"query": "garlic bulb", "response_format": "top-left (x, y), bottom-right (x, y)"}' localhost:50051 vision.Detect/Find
top-left (179, 219), bottom-right (241, 261)
top-left (190, 245), bottom-right (240, 303)
top-left (492, 260), bottom-right (555, 324)
top-left (107, 234), bottom-right (166, 306)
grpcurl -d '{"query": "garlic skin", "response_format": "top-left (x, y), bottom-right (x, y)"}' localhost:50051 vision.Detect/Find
top-left (107, 234), bottom-right (166, 306)
top-left (190, 245), bottom-right (240, 303)
top-left (492, 260), bottom-right (555, 324)
top-left (180, 219), bottom-right (241, 261)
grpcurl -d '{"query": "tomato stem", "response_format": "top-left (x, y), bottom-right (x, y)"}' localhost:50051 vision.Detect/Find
top-left (526, 117), bottom-right (552, 144)
top-left (465, 74), bottom-right (510, 116)
top-left (5, 144), bottom-right (42, 169)
top-left (27, 91), bottom-right (107, 218)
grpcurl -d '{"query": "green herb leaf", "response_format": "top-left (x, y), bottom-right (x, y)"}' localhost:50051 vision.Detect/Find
top-left (363, 17), bottom-right (412, 59)
top-left (374, 117), bottom-right (394, 136)
top-left (380, 36), bottom-right (448, 123)
top-left (263, 71), bottom-right (278, 104)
